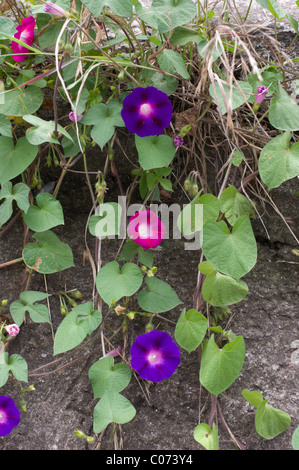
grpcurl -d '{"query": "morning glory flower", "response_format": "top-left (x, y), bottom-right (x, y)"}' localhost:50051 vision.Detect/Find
top-left (121, 86), bottom-right (172, 137)
top-left (127, 210), bottom-right (165, 250)
top-left (130, 330), bottom-right (181, 383)
top-left (0, 396), bottom-right (21, 437)
top-left (69, 111), bottom-right (83, 122)
top-left (255, 85), bottom-right (269, 104)
top-left (5, 324), bottom-right (20, 337)
top-left (44, 2), bottom-right (66, 16)
top-left (11, 16), bottom-right (35, 63)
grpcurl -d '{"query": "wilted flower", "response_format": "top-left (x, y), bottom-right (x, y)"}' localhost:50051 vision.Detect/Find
top-left (121, 86), bottom-right (172, 137)
top-left (5, 324), bottom-right (20, 337)
top-left (130, 330), bottom-right (181, 382)
top-left (69, 111), bottom-right (83, 122)
top-left (127, 210), bottom-right (165, 250)
top-left (174, 136), bottom-right (184, 147)
top-left (44, 2), bottom-right (66, 16)
top-left (11, 16), bottom-right (35, 63)
top-left (255, 85), bottom-right (269, 104)
top-left (0, 396), bottom-right (20, 437)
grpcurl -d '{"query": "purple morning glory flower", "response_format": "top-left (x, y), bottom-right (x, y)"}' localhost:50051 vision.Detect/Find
top-left (127, 210), bottom-right (165, 250)
top-left (255, 85), bottom-right (269, 104)
top-left (0, 396), bottom-right (20, 437)
top-left (121, 87), bottom-right (173, 137)
top-left (69, 111), bottom-right (83, 122)
top-left (130, 330), bottom-right (181, 382)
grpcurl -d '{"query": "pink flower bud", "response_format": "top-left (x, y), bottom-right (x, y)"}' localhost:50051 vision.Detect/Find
top-left (44, 2), bottom-right (66, 16)
top-left (5, 324), bottom-right (20, 337)
top-left (255, 85), bottom-right (269, 104)
top-left (69, 111), bottom-right (83, 122)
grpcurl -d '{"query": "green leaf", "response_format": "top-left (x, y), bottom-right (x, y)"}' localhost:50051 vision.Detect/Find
top-left (23, 193), bottom-right (64, 232)
top-left (175, 308), bottom-right (208, 352)
top-left (0, 17), bottom-right (16, 40)
top-left (259, 130), bottom-right (299, 189)
top-left (198, 261), bottom-right (217, 276)
top-left (199, 335), bottom-right (246, 396)
top-left (81, 99), bottom-right (124, 149)
top-left (135, 135), bottom-right (175, 170)
top-left (53, 302), bottom-right (101, 355)
top-left (177, 193), bottom-right (220, 237)
top-left (292, 426), bottom-right (299, 450)
top-left (0, 353), bottom-right (28, 387)
top-left (202, 216), bottom-right (257, 279)
top-left (157, 49), bottom-right (190, 79)
top-left (219, 185), bottom-right (254, 226)
top-left (89, 356), bottom-right (131, 398)
top-left (22, 230), bottom-right (74, 274)
top-left (0, 86), bottom-right (43, 117)
top-left (96, 261), bottom-right (143, 306)
top-left (202, 271), bottom-right (248, 306)
top-left (241, 388), bottom-right (264, 408)
top-left (93, 391), bottom-right (136, 434)
top-left (0, 181), bottom-right (30, 226)
top-left (170, 27), bottom-right (203, 46)
top-left (269, 85), bottom-right (299, 131)
top-left (10, 291), bottom-right (51, 326)
top-left (0, 137), bottom-right (38, 184)
top-left (255, 400), bottom-right (291, 439)
top-left (194, 423), bottom-right (219, 450)
top-left (137, 276), bottom-right (182, 313)
top-left (23, 114), bottom-right (74, 145)
top-left (88, 202), bottom-right (121, 238)
top-left (135, 0), bottom-right (197, 34)
top-left (0, 114), bottom-right (12, 138)
top-left (209, 80), bottom-right (252, 115)
top-left (81, 0), bottom-right (133, 17)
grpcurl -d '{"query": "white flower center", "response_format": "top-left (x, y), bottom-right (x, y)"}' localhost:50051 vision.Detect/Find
top-left (0, 410), bottom-right (7, 424)
top-left (147, 350), bottom-right (162, 365)
top-left (140, 103), bottom-right (152, 117)
top-left (138, 223), bottom-right (149, 238)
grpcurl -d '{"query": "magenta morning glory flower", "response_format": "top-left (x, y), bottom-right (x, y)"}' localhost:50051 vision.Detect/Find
top-left (44, 2), bottom-right (66, 16)
top-left (130, 330), bottom-right (181, 382)
top-left (127, 210), bottom-right (165, 250)
top-left (69, 111), bottom-right (83, 122)
top-left (11, 16), bottom-right (35, 63)
top-left (255, 85), bottom-right (269, 104)
top-left (0, 396), bottom-right (20, 437)
top-left (121, 87), bottom-right (172, 137)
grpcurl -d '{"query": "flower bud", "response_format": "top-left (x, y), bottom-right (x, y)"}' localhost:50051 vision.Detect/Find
top-left (1, 299), bottom-right (8, 307)
top-left (127, 312), bottom-right (135, 320)
top-left (115, 305), bottom-right (127, 315)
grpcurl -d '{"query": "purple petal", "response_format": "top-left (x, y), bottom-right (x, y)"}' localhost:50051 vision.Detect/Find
top-left (121, 87), bottom-right (172, 137)
top-left (12, 16), bottom-right (35, 63)
top-left (0, 396), bottom-right (20, 437)
top-left (255, 85), bottom-right (268, 104)
top-left (130, 331), bottom-right (180, 383)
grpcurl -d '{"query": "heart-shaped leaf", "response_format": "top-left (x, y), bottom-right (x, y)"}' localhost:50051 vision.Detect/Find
top-left (0, 181), bottom-right (30, 226)
top-left (209, 80), bottom-right (252, 115)
top-left (258, 130), bottom-right (299, 189)
top-left (0, 137), bottom-right (38, 184)
top-left (22, 230), bottom-right (74, 274)
top-left (199, 334), bottom-right (246, 396)
top-left (194, 423), bottom-right (219, 450)
top-left (53, 303), bottom-right (101, 355)
top-left (81, 0), bottom-right (132, 18)
top-left (202, 271), bottom-right (248, 306)
top-left (93, 391), bottom-right (136, 433)
top-left (269, 84), bottom-right (299, 131)
top-left (96, 261), bottom-right (143, 306)
top-left (135, 134), bottom-right (176, 170)
top-left (23, 114), bottom-right (74, 145)
top-left (23, 193), bottom-right (64, 232)
top-left (255, 400), bottom-right (291, 439)
top-left (202, 216), bottom-right (257, 280)
top-left (0, 353), bottom-right (28, 387)
top-left (219, 185), bottom-right (254, 226)
top-left (175, 308), bottom-right (208, 352)
top-left (137, 276), bottom-right (182, 313)
top-left (89, 356), bottom-right (131, 398)
top-left (0, 86), bottom-right (43, 117)
top-left (10, 291), bottom-right (51, 326)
